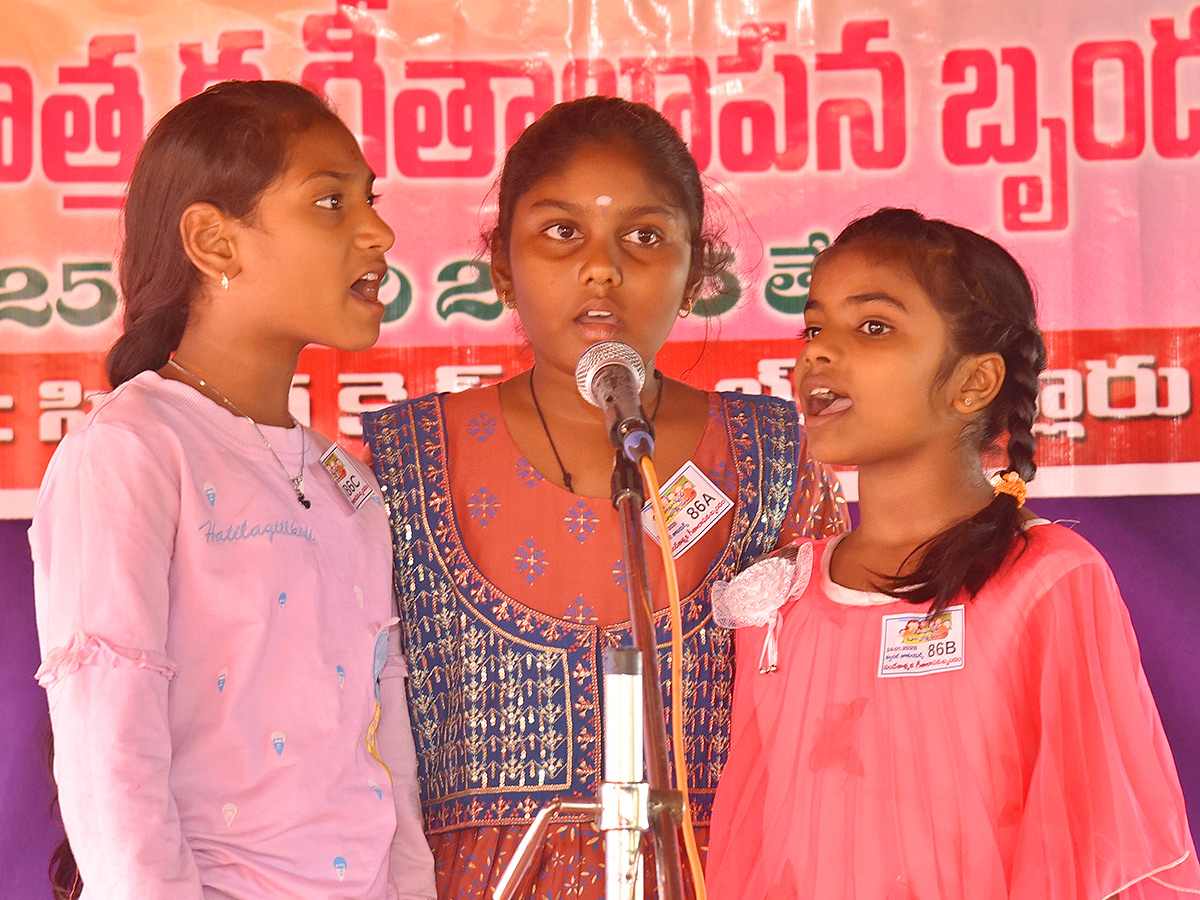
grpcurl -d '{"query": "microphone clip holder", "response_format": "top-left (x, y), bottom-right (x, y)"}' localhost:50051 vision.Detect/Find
top-left (597, 781), bottom-right (650, 833)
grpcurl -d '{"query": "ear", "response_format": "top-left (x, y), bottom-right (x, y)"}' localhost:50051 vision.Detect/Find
top-left (951, 352), bottom-right (1006, 414)
top-left (684, 244), bottom-right (706, 306)
top-left (179, 202), bottom-right (239, 289)
top-left (489, 233), bottom-right (514, 300)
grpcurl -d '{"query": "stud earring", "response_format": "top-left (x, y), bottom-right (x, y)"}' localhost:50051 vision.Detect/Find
top-left (963, 397), bottom-right (973, 407)
top-left (220, 272), bottom-right (229, 292)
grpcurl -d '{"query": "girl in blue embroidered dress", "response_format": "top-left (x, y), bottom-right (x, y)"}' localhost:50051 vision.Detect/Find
top-left (363, 96), bottom-right (847, 899)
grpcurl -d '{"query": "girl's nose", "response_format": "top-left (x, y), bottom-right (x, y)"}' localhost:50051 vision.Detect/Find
top-left (578, 237), bottom-right (622, 287)
top-left (799, 332), bottom-right (835, 366)
top-left (361, 206), bottom-right (395, 252)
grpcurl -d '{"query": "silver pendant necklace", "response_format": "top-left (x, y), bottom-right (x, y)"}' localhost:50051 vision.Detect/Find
top-left (166, 358), bottom-right (310, 509)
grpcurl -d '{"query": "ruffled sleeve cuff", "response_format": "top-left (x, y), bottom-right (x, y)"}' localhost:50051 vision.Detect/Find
top-left (35, 631), bottom-right (180, 690)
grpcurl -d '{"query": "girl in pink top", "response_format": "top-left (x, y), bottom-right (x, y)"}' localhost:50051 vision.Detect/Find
top-left (706, 208), bottom-right (1200, 898)
top-left (31, 81), bottom-right (434, 900)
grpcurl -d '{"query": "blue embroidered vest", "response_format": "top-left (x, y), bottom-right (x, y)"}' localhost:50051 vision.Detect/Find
top-left (363, 392), bottom-right (800, 834)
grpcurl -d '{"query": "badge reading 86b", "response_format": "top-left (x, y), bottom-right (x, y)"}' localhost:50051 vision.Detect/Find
top-left (878, 605), bottom-right (966, 678)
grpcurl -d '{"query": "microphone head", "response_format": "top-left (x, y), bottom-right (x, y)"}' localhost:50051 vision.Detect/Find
top-left (574, 341), bottom-right (646, 408)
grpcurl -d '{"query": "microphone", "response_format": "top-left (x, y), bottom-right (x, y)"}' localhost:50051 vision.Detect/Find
top-left (575, 341), bottom-right (655, 461)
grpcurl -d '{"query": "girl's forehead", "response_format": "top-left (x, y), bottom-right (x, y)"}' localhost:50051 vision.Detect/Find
top-left (280, 120), bottom-right (370, 182)
top-left (810, 247), bottom-right (939, 309)
top-left (815, 244), bottom-right (922, 284)
top-left (521, 141), bottom-right (678, 207)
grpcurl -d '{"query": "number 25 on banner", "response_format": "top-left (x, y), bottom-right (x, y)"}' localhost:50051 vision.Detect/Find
top-left (0, 262), bottom-right (117, 328)
top-left (0, 262), bottom-right (416, 329)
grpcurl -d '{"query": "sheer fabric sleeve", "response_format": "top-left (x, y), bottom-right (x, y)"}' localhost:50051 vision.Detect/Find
top-left (1011, 551), bottom-right (1200, 899)
top-left (777, 431), bottom-right (849, 546)
top-left (378, 619), bottom-right (437, 899)
top-left (30, 422), bottom-right (205, 900)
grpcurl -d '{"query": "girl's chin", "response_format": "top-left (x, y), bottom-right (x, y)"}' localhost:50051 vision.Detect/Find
top-left (803, 434), bottom-right (855, 469)
top-left (326, 322), bottom-right (383, 353)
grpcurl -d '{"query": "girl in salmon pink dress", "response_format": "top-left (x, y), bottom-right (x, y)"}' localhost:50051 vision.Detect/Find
top-left (706, 207), bottom-right (1200, 900)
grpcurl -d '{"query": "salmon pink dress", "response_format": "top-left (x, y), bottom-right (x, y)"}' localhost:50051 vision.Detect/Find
top-left (708, 523), bottom-right (1200, 900)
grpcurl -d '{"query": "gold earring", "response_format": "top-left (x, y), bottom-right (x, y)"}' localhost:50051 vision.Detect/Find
top-left (963, 397), bottom-right (973, 407)
top-left (220, 272), bottom-right (229, 292)
top-left (678, 296), bottom-right (694, 318)
top-left (501, 290), bottom-right (516, 309)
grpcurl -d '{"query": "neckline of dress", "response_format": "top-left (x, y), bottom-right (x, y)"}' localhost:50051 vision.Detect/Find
top-left (433, 386), bottom-right (744, 633)
top-left (821, 519), bottom-right (1052, 608)
top-left (486, 380), bottom-right (718, 500)
top-left (136, 370), bottom-right (309, 458)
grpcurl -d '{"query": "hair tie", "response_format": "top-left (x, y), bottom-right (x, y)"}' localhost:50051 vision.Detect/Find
top-left (990, 470), bottom-right (1027, 507)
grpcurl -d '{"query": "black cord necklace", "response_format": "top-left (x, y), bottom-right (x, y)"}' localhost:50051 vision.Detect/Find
top-left (528, 367), bottom-right (664, 493)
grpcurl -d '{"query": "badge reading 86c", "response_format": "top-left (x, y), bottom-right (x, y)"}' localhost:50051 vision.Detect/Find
top-left (320, 443), bottom-right (375, 511)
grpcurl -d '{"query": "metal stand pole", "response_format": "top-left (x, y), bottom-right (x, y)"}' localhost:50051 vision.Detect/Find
top-left (599, 649), bottom-right (648, 900)
top-left (493, 452), bottom-right (686, 900)
top-left (611, 451), bottom-right (686, 900)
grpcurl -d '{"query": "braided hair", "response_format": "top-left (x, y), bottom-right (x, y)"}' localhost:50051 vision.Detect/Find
top-left (818, 208), bottom-right (1047, 615)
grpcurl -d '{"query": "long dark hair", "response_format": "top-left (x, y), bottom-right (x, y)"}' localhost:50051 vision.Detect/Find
top-left (46, 731), bottom-right (79, 899)
top-left (818, 207), bottom-right (1047, 614)
top-left (488, 94), bottom-right (731, 301)
top-left (106, 79), bottom-right (341, 388)
top-left (53, 81), bottom-right (341, 899)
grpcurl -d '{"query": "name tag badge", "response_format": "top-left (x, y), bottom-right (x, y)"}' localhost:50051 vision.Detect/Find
top-left (320, 443), bottom-right (376, 511)
top-left (878, 605), bottom-right (965, 678)
top-left (641, 460), bottom-right (733, 557)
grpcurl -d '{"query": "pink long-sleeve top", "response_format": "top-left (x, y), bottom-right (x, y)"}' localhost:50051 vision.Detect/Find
top-left (30, 371), bottom-right (435, 900)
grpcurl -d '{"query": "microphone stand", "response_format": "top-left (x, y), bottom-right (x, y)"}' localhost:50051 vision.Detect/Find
top-left (493, 450), bottom-right (685, 900)
top-left (610, 449), bottom-right (687, 900)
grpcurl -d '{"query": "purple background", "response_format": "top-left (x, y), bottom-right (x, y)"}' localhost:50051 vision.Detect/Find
top-left (2, 495), bottom-right (1198, 899)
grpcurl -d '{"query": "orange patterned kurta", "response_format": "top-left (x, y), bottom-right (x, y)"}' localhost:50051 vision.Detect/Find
top-left (364, 386), bottom-right (846, 899)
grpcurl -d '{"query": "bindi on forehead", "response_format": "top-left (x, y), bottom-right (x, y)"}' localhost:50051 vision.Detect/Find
top-left (595, 194), bottom-right (612, 213)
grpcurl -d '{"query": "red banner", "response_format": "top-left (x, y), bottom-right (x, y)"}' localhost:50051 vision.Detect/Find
top-left (2, 326), bottom-right (1194, 513)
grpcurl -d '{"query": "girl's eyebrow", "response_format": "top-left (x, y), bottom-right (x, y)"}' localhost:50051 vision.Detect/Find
top-left (301, 169), bottom-right (378, 186)
top-left (625, 204), bottom-right (684, 219)
top-left (527, 198), bottom-right (577, 214)
top-left (526, 198), bottom-right (682, 219)
top-left (804, 293), bottom-right (907, 316)
top-left (846, 292), bottom-right (906, 311)
top-left (302, 169), bottom-right (351, 183)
